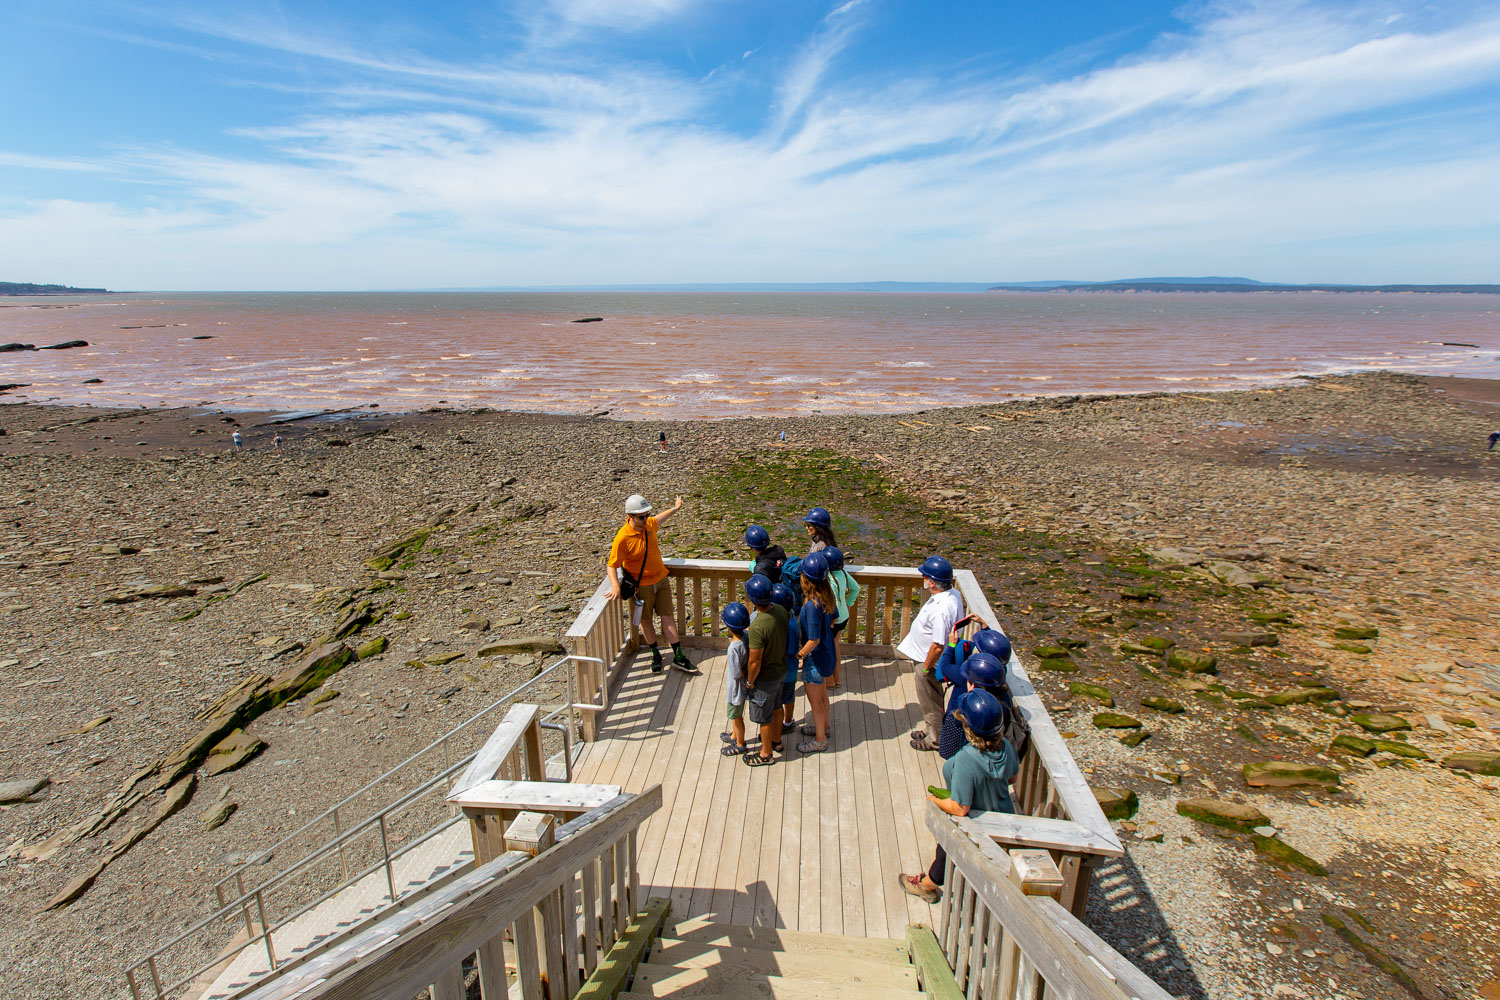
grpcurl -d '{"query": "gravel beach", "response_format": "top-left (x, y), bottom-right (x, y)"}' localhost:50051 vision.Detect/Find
top-left (1, 371), bottom-right (1497, 1000)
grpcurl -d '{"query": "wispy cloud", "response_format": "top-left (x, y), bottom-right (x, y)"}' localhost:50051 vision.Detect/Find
top-left (3, 0), bottom-right (1500, 287)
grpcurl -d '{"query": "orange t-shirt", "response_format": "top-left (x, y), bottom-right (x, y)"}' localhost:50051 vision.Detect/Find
top-left (608, 516), bottom-right (668, 586)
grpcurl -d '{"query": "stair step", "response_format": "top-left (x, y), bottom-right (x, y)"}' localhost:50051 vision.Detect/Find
top-left (639, 947), bottom-right (917, 988)
top-left (663, 918), bottom-right (909, 963)
top-left (622, 967), bottom-right (918, 1000)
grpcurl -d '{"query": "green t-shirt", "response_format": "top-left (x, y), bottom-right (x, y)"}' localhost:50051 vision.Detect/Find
top-left (941, 742), bottom-right (1019, 814)
top-left (746, 604), bottom-right (789, 688)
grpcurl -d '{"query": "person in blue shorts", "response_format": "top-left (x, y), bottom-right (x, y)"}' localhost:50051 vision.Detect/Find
top-left (795, 550), bottom-right (837, 753)
top-left (772, 582), bottom-right (800, 737)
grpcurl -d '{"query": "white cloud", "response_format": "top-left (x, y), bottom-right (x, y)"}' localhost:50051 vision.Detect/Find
top-left (3, 1), bottom-right (1500, 287)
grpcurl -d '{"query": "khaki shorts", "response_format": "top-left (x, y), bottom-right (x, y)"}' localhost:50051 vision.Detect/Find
top-left (633, 578), bottom-right (675, 618)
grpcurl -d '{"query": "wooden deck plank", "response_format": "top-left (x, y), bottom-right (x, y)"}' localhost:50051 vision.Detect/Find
top-left (893, 660), bottom-right (944, 927)
top-left (832, 663), bottom-right (864, 938)
top-left (680, 652), bottom-right (740, 919)
top-left (636, 655), bottom-right (719, 900)
top-left (818, 687), bottom-right (843, 935)
top-left (849, 657), bottom-right (888, 938)
top-left (744, 703), bottom-right (786, 927)
top-left (775, 705), bottom-right (803, 930)
top-left (615, 658), bottom-right (695, 899)
top-left (863, 657), bottom-right (911, 938)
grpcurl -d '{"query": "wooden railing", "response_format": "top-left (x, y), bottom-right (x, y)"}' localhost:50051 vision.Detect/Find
top-left (925, 803), bottom-right (1171, 1000)
top-left (234, 786), bottom-right (663, 1000)
top-left (566, 557), bottom-right (1120, 914)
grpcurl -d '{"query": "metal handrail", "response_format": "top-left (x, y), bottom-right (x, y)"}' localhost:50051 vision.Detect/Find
top-left (128, 652), bottom-right (595, 1000)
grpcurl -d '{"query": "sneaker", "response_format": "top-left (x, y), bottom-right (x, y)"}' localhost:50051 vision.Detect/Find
top-left (897, 872), bottom-right (941, 904)
top-left (650, 648), bottom-right (664, 673)
top-left (671, 653), bottom-right (700, 675)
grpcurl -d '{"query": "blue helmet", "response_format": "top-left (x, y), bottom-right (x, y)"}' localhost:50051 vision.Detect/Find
top-left (800, 550), bottom-right (830, 582)
top-left (721, 601), bottom-right (750, 631)
top-left (744, 525), bottom-right (770, 551)
top-left (959, 651), bottom-right (1006, 688)
top-left (770, 583), bottom-right (795, 609)
top-left (824, 545), bottom-right (845, 571)
top-left (920, 555), bottom-right (954, 584)
top-left (955, 690), bottom-right (1006, 738)
top-left (744, 573), bottom-right (774, 605)
top-left (971, 629), bottom-right (1012, 664)
top-left (802, 506), bottom-right (832, 528)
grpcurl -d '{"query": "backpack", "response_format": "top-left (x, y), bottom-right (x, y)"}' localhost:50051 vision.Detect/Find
top-left (752, 544), bottom-right (785, 584)
top-left (998, 687), bottom-right (1032, 761)
top-left (779, 555), bottom-right (805, 612)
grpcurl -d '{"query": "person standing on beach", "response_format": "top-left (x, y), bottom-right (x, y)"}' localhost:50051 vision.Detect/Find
top-left (897, 556), bottom-right (964, 752)
top-left (1489, 431), bottom-right (1498, 451)
top-left (605, 493), bottom-right (698, 675)
top-left (802, 507), bottom-right (836, 551)
top-left (273, 432), bottom-right (283, 453)
top-left (231, 430), bottom-right (242, 453)
top-left (658, 431), bottom-right (667, 453)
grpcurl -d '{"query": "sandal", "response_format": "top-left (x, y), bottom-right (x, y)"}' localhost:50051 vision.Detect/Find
top-left (909, 736), bottom-right (939, 752)
top-left (800, 723), bottom-right (831, 737)
top-left (720, 731), bottom-right (736, 743)
top-left (771, 742), bottom-right (784, 754)
top-left (797, 739), bottom-right (828, 753)
top-left (721, 743), bottom-right (747, 756)
top-left (743, 753), bottom-right (776, 767)
top-left (910, 729), bottom-right (927, 740)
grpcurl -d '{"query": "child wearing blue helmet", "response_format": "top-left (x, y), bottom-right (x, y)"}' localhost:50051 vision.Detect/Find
top-left (719, 602), bottom-right (752, 756)
top-left (771, 583), bottom-right (801, 737)
top-left (743, 525), bottom-right (785, 584)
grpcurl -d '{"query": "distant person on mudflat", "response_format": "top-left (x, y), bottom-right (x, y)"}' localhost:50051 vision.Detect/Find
top-left (898, 556), bottom-right (964, 752)
top-left (743, 525), bottom-right (785, 584)
top-left (1489, 431), bottom-right (1498, 451)
top-left (802, 506), bottom-right (836, 552)
top-left (658, 431), bottom-right (667, 453)
top-left (231, 430), bottom-right (242, 452)
top-left (605, 493), bottom-right (698, 675)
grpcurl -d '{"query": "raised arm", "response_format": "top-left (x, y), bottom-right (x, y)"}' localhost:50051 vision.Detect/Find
top-left (653, 495), bottom-right (685, 526)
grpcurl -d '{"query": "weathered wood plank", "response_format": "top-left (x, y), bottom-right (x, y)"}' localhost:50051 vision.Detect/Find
top-left (574, 898), bottom-right (672, 1000)
top-left (905, 924), bottom-right (964, 1000)
top-left (449, 780), bottom-right (622, 814)
top-left (454, 704), bottom-right (543, 793)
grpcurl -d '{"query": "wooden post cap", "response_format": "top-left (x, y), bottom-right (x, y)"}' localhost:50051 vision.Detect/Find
top-left (504, 811), bottom-right (556, 856)
top-left (1007, 848), bottom-right (1065, 897)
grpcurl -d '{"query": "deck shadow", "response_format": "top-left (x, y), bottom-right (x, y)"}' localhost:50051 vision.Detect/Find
top-left (1085, 850), bottom-right (1208, 999)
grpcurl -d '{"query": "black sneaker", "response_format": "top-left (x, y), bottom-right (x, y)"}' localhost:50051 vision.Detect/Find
top-left (671, 653), bottom-right (700, 675)
top-left (650, 648), bottom-right (664, 673)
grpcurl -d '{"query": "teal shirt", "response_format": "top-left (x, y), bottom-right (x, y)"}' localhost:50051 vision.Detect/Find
top-left (830, 568), bottom-right (861, 624)
top-left (941, 742), bottom-right (1019, 814)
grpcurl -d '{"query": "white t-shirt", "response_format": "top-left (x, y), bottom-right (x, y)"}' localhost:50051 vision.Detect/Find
top-left (896, 587), bottom-right (965, 663)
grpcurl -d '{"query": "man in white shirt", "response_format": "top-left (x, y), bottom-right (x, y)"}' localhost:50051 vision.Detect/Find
top-left (896, 556), bottom-right (964, 752)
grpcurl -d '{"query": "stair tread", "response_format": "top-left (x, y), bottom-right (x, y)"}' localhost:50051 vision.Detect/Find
top-left (621, 967), bottom-right (918, 1000)
top-left (662, 920), bottom-right (908, 962)
top-left (637, 950), bottom-right (916, 988)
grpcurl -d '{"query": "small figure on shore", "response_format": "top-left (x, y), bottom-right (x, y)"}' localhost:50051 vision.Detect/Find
top-left (898, 555), bottom-right (965, 752)
top-left (779, 430), bottom-right (786, 442)
top-left (231, 430), bottom-right (242, 453)
top-left (1489, 431), bottom-right (1498, 451)
top-left (744, 525), bottom-right (785, 583)
top-left (742, 573), bottom-right (789, 766)
top-left (772, 582), bottom-right (800, 738)
top-left (823, 545), bottom-right (860, 689)
top-left (273, 432), bottom-right (283, 453)
top-left (898, 690), bottom-right (1019, 903)
top-left (801, 506), bottom-right (836, 552)
top-left (658, 431), bottom-right (667, 453)
top-left (719, 602), bottom-right (751, 756)
top-left (605, 493), bottom-right (697, 674)
top-left (796, 551), bottom-right (837, 753)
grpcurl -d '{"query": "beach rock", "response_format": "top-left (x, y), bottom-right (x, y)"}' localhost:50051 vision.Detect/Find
top-left (1119, 731), bottom-right (1152, 747)
top-left (1334, 641), bottom-right (1372, 654)
top-left (1035, 657), bottom-right (1079, 672)
top-left (1093, 712), bottom-right (1142, 730)
top-left (200, 801), bottom-right (238, 830)
top-left (1243, 761), bottom-right (1340, 789)
top-left (1225, 631), bottom-right (1278, 647)
top-left (328, 602), bottom-right (373, 641)
top-left (1033, 645), bottom-right (1071, 659)
top-left (355, 636), bottom-right (388, 659)
top-left (477, 636), bottom-right (563, 657)
top-left (301, 488), bottom-right (330, 498)
top-left (1373, 739), bottom-right (1428, 760)
top-left (365, 527), bottom-right (432, 572)
top-left (1068, 682), bottom-right (1113, 706)
top-left (1351, 713), bottom-right (1411, 734)
top-left (100, 543), bottom-right (141, 556)
top-left (1248, 611), bottom-right (1293, 623)
top-left (427, 651), bottom-right (465, 666)
top-left (1166, 649), bottom-right (1218, 674)
top-left (1176, 797), bottom-right (1270, 833)
top-left (0, 343), bottom-right (36, 352)
top-left (1329, 734), bottom-right (1377, 757)
top-left (1148, 546), bottom-right (1203, 566)
top-left (1120, 586), bottom-right (1160, 602)
top-left (1138, 636), bottom-right (1174, 652)
top-left (0, 777), bottom-right (49, 804)
top-left (1141, 696), bottom-right (1186, 714)
top-left (300, 688), bottom-right (340, 717)
top-left (205, 740), bottom-right (265, 776)
top-left (1078, 610), bottom-right (1113, 626)
top-left (1266, 687), bottom-right (1339, 706)
top-left (1094, 787), bottom-right (1139, 821)
top-left (103, 584), bottom-right (198, 604)
top-left (39, 340), bottom-right (89, 350)
top-left (571, 317), bottom-right (604, 323)
top-left (1207, 561), bottom-right (1258, 588)
top-left (1119, 642), bottom-right (1160, 657)
top-left (1253, 835), bottom-right (1328, 876)
top-left (461, 617), bottom-right (491, 632)
top-left (1333, 626), bottom-right (1379, 640)
top-left (63, 715), bottom-right (110, 735)
top-left (1442, 752), bottom-right (1500, 777)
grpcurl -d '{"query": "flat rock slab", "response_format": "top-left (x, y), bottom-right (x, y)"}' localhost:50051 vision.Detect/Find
top-left (477, 635), bottom-right (563, 656)
top-left (1333, 626), bottom-right (1379, 640)
top-left (1093, 712), bottom-right (1143, 729)
top-left (1141, 696), bottom-right (1186, 714)
top-left (0, 777), bottom-right (50, 803)
top-left (1069, 682), bottom-right (1113, 706)
top-left (1176, 797), bottom-right (1270, 832)
top-left (200, 801), bottom-right (238, 830)
top-left (1253, 835), bottom-right (1328, 876)
top-left (1243, 761), bottom-right (1340, 788)
top-left (1330, 734), bottom-right (1377, 757)
top-left (1351, 713), bottom-right (1412, 734)
top-left (1094, 787), bottom-right (1139, 821)
top-left (1443, 752), bottom-right (1500, 777)
top-left (205, 741), bottom-right (265, 776)
top-left (1226, 631), bottom-right (1279, 647)
top-left (1167, 650), bottom-right (1218, 674)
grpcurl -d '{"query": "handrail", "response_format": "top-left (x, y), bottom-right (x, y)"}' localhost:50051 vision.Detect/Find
top-left (235, 785), bottom-right (664, 1000)
top-left (925, 802), bottom-right (1171, 1000)
top-left (128, 653), bottom-right (596, 1000)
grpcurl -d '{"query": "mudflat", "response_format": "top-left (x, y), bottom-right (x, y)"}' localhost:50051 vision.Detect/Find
top-left (1, 370), bottom-right (1497, 1000)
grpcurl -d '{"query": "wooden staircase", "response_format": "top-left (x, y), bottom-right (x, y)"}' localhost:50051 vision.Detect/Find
top-left (617, 916), bottom-right (927, 1000)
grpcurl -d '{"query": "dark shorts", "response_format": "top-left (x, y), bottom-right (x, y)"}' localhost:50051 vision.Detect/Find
top-left (832, 620), bottom-right (847, 635)
top-left (781, 679), bottom-right (796, 706)
top-left (747, 681), bottom-right (780, 725)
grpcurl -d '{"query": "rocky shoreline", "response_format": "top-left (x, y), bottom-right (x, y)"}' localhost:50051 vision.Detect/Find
top-left (0, 371), bottom-right (1497, 1000)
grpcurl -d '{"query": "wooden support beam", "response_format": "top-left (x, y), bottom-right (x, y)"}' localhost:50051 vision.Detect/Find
top-left (574, 898), bottom-right (671, 1000)
top-left (905, 924), bottom-right (964, 1000)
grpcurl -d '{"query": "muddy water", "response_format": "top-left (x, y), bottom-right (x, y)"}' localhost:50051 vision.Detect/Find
top-left (1, 291), bottom-right (1496, 417)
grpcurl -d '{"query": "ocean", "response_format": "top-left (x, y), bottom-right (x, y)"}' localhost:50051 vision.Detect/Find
top-left (1, 291), bottom-right (1496, 417)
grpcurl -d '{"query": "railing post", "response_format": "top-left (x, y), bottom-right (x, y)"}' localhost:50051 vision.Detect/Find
top-left (1003, 849), bottom-right (1063, 1000)
top-left (506, 813), bottom-right (557, 999)
top-left (125, 967), bottom-right (144, 1000)
top-left (333, 805), bottom-right (350, 882)
top-left (254, 890), bottom-right (277, 971)
top-left (146, 956), bottom-right (164, 999)
top-left (378, 814), bottom-right (398, 903)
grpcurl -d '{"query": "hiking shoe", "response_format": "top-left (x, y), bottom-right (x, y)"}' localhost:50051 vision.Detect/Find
top-left (671, 653), bottom-right (700, 675)
top-left (897, 873), bottom-right (940, 904)
top-left (650, 648), bottom-right (664, 673)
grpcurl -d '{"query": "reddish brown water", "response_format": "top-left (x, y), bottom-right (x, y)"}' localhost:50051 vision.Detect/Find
top-left (2, 291), bottom-right (1496, 417)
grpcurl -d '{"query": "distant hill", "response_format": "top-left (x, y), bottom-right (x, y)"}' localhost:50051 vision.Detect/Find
top-left (989, 278), bottom-right (1500, 294)
top-left (1, 282), bottom-right (109, 295)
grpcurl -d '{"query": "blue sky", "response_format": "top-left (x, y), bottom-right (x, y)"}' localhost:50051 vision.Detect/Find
top-left (3, 0), bottom-right (1499, 289)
